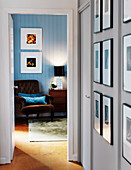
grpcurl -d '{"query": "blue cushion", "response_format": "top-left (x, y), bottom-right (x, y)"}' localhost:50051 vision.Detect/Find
top-left (22, 96), bottom-right (47, 105)
top-left (18, 93), bottom-right (43, 97)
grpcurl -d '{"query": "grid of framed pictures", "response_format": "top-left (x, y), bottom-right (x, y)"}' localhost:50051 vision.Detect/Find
top-left (123, 0), bottom-right (131, 23)
top-left (123, 34), bottom-right (131, 92)
top-left (20, 28), bottom-right (43, 73)
top-left (93, 92), bottom-right (113, 145)
top-left (122, 104), bottom-right (131, 164)
top-left (94, 0), bottom-right (113, 33)
top-left (94, 39), bottom-right (113, 87)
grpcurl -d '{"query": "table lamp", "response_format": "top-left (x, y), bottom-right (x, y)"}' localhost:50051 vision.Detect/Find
top-left (54, 66), bottom-right (65, 89)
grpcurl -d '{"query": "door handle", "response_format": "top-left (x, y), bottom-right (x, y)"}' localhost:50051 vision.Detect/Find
top-left (85, 95), bottom-right (90, 99)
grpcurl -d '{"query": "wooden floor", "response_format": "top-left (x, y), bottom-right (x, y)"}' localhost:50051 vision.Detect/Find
top-left (0, 120), bottom-right (83, 170)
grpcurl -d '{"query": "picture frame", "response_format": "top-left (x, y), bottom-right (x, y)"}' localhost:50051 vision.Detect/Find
top-left (123, 34), bottom-right (131, 92)
top-left (103, 0), bottom-right (113, 30)
top-left (123, 0), bottom-right (131, 23)
top-left (94, 91), bottom-right (103, 135)
top-left (21, 52), bottom-right (42, 73)
top-left (102, 39), bottom-right (113, 87)
top-left (94, 0), bottom-right (102, 33)
top-left (122, 104), bottom-right (131, 164)
top-left (103, 95), bottom-right (113, 145)
top-left (94, 42), bottom-right (102, 83)
top-left (21, 28), bottom-right (42, 50)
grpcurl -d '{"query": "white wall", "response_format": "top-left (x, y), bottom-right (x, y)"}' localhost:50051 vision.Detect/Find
top-left (0, 0), bottom-right (78, 164)
top-left (78, 0), bottom-right (131, 170)
top-left (120, 0), bottom-right (131, 170)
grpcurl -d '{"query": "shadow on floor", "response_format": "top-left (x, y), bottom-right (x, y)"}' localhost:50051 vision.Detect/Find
top-left (0, 147), bottom-right (51, 170)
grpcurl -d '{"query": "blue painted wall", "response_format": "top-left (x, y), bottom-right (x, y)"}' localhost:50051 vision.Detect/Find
top-left (12, 14), bottom-right (67, 94)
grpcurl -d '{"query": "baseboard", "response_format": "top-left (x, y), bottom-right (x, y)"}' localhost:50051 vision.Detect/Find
top-left (0, 157), bottom-right (11, 164)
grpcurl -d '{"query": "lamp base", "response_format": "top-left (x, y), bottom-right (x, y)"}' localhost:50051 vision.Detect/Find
top-left (57, 77), bottom-right (63, 89)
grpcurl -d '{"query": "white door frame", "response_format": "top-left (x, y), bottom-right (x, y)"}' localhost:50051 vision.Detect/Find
top-left (78, 1), bottom-right (92, 169)
top-left (1, 8), bottom-right (78, 164)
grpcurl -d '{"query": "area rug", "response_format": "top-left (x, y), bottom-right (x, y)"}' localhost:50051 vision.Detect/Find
top-left (29, 118), bottom-right (67, 142)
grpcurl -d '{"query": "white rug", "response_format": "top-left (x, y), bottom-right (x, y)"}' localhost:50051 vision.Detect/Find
top-left (29, 118), bottom-right (67, 142)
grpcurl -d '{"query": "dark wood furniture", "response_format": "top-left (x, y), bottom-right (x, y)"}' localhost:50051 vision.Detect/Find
top-left (49, 89), bottom-right (67, 112)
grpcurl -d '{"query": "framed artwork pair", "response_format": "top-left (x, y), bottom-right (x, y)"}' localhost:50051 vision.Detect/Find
top-left (20, 28), bottom-right (43, 73)
top-left (94, 0), bottom-right (113, 33)
top-left (94, 39), bottom-right (113, 87)
top-left (94, 0), bottom-right (131, 32)
top-left (94, 91), bottom-right (113, 145)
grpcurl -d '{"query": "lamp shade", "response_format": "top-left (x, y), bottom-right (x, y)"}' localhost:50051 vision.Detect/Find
top-left (54, 66), bottom-right (65, 76)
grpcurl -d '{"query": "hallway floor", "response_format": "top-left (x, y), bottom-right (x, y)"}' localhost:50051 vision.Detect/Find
top-left (0, 120), bottom-right (83, 170)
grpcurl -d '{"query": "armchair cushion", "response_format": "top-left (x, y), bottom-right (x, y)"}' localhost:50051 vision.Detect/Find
top-left (22, 96), bottom-right (47, 105)
top-left (18, 93), bottom-right (43, 97)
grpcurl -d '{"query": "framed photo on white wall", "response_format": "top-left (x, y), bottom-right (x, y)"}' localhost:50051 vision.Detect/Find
top-left (123, 104), bottom-right (131, 164)
top-left (94, 42), bottom-right (102, 83)
top-left (103, 0), bottom-right (113, 30)
top-left (21, 28), bottom-right (42, 50)
top-left (123, 0), bottom-right (131, 22)
top-left (123, 34), bottom-right (131, 92)
top-left (94, 91), bottom-right (103, 135)
top-left (21, 52), bottom-right (42, 73)
top-left (103, 95), bottom-right (113, 145)
top-left (94, 0), bottom-right (102, 33)
top-left (102, 39), bottom-right (113, 87)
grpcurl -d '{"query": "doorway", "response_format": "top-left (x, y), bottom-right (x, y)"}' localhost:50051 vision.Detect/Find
top-left (3, 8), bottom-right (78, 165)
top-left (12, 13), bottom-right (68, 141)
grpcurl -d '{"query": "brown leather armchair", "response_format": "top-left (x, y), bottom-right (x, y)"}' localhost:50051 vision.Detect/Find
top-left (14, 80), bottom-right (55, 124)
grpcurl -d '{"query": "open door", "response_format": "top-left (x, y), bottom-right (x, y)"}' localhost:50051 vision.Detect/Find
top-left (9, 15), bottom-right (15, 160)
top-left (80, 5), bottom-right (91, 170)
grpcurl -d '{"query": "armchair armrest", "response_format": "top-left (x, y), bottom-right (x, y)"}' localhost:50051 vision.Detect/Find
top-left (42, 94), bottom-right (54, 104)
top-left (15, 96), bottom-right (26, 108)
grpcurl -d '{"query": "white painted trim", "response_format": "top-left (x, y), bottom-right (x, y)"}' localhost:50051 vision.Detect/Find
top-left (78, 1), bottom-right (90, 13)
top-left (1, 8), bottom-right (78, 164)
top-left (78, 3), bottom-right (92, 169)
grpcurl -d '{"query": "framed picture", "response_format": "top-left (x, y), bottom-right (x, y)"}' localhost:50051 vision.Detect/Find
top-left (123, 34), bottom-right (131, 92)
top-left (94, 91), bottom-right (103, 135)
top-left (123, 0), bottom-right (131, 23)
top-left (94, 42), bottom-right (102, 83)
top-left (21, 28), bottom-right (42, 50)
top-left (21, 52), bottom-right (42, 73)
top-left (103, 39), bottom-right (113, 87)
top-left (103, 95), bottom-right (113, 145)
top-left (103, 0), bottom-right (113, 30)
top-left (123, 104), bottom-right (131, 164)
top-left (94, 0), bottom-right (102, 33)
